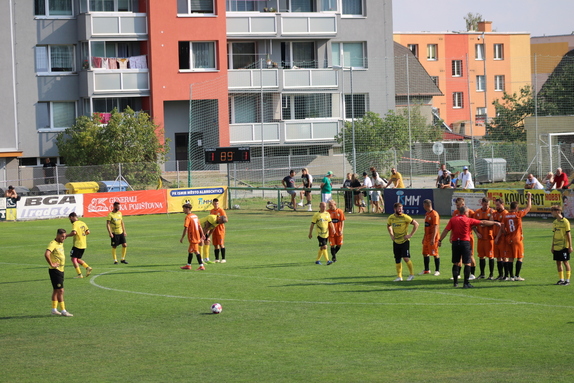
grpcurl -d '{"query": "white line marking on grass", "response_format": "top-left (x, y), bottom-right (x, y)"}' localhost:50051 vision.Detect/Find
top-left (89, 270), bottom-right (574, 309)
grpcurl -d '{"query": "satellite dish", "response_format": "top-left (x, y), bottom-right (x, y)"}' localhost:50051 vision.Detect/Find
top-left (432, 142), bottom-right (444, 156)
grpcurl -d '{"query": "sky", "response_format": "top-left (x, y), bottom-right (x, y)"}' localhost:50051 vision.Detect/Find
top-left (392, 0), bottom-right (574, 37)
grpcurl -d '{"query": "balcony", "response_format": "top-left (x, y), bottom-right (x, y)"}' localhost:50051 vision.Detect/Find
top-left (78, 13), bottom-right (148, 40)
top-left (228, 68), bottom-right (338, 90)
top-left (79, 70), bottom-right (149, 97)
top-left (227, 12), bottom-right (337, 37)
top-left (230, 120), bottom-right (339, 144)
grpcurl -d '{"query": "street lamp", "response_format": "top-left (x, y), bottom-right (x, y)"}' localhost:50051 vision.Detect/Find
top-left (333, 65), bottom-right (356, 174)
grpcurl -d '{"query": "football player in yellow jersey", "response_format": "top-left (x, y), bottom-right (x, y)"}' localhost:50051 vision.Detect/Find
top-left (44, 228), bottom-right (73, 317)
top-left (550, 205), bottom-right (572, 285)
top-left (69, 212), bottom-right (92, 278)
top-left (309, 202), bottom-right (335, 265)
top-left (387, 202), bottom-right (419, 281)
top-left (199, 213), bottom-right (228, 264)
top-left (106, 201), bottom-right (128, 264)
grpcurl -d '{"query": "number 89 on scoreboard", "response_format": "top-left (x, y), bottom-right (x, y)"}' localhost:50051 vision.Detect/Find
top-left (204, 147), bottom-right (251, 164)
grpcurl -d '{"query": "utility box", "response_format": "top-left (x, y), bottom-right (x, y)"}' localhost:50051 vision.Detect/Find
top-left (476, 158), bottom-right (507, 183)
top-left (65, 182), bottom-right (100, 194)
top-left (446, 160), bottom-right (471, 174)
top-left (98, 180), bottom-right (130, 193)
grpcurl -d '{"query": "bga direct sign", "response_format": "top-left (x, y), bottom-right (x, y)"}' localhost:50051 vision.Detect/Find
top-left (167, 187), bottom-right (227, 213)
top-left (17, 195), bottom-right (84, 220)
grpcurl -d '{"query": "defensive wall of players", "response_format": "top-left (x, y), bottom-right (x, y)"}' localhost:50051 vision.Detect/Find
top-left (0, 186), bottom-right (570, 221)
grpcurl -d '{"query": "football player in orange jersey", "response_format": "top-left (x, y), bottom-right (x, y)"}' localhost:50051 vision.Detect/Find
top-left (474, 197), bottom-right (495, 279)
top-left (497, 192), bottom-right (531, 281)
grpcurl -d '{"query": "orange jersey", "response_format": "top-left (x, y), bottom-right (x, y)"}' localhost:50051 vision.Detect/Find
top-left (424, 210), bottom-right (440, 242)
top-left (502, 210), bottom-right (527, 243)
top-left (474, 207), bottom-right (494, 240)
top-left (492, 209), bottom-right (507, 239)
top-left (184, 213), bottom-right (202, 244)
top-left (328, 208), bottom-right (345, 237)
top-left (210, 206), bottom-right (227, 239)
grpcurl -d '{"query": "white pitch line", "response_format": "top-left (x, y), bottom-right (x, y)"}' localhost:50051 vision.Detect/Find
top-left (89, 269), bottom-right (574, 309)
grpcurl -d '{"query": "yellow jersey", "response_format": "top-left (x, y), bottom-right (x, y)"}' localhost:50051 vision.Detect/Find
top-left (200, 214), bottom-right (219, 228)
top-left (107, 211), bottom-right (124, 234)
top-left (387, 213), bottom-right (413, 244)
top-left (71, 220), bottom-right (89, 249)
top-left (552, 217), bottom-right (571, 251)
top-left (47, 240), bottom-right (65, 272)
top-left (311, 211), bottom-right (332, 238)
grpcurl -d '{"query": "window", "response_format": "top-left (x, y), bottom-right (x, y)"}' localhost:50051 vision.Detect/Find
top-left (38, 102), bottom-right (76, 131)
top-left (494, 44), bottom-right (504, 60)
top-left (344, 94), bottom-right (368, 119)
top-left (495, 75), bottom-right (505, 91)
top-left (476, 75), bottom-right (485, 91)
top-left (342, 0), bottom-right (363, 16)
top-left (281, 94), bottom-right (332, 120)
top-left (36, 45), bottom-right (75, 73)
top-left (475, 44), bottom-right (485, 60)
top-left (453, 92), bottom-right (463, 108)
top-left (228, 42), bottom-right (256, 69)
top-left (321, 0), bottom-right (338, 11)
top-left (407, 44), bottom-right (418, 58)
top-left (178, 42), bottom-right (216, 70)
top-left (177, 0), bottom-right (214, 14)
top-left (35, 0), bottom-right (73, 16)
top-left (452, 60), bottom-right (462, 77)
top-left (89, 0), bottom-right (132, 12)
top-left (427, 44), bottom-right (438, 60)
top-left (282, 42), bottom-right (316, 68)
top-left (332, 42), bottom-right (366, 68)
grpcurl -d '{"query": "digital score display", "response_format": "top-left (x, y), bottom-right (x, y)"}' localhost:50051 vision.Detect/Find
top-left (205, 147), bottom-right (251, 164)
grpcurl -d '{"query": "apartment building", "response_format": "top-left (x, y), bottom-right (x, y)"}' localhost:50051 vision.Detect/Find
top-left (531, 34), bottom-right (574, 93)
top-left (394, 22), bottom-right (531, 137)
top-left (0, 0), bottom-right (395, 182)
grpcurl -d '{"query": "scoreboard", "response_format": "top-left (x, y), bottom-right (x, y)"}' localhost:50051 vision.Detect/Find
top-left (204, 147), bottom-right (251, 164)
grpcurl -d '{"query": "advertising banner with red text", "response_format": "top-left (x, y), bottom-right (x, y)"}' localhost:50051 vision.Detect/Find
top-left (83, 190), bottom-right (167, 217)
top-left (166, 187), bottom-right (227, 213)
top-left (485, 189), bottom-right (561, 217)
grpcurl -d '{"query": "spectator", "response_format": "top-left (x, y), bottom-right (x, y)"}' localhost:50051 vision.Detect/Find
top-left (450, 171), bottom-right (460, 188)
top-left (4, 185), bottom-right (18, 200)
top-left (282, 169), bottom-right (298, 211)
top-left (438, 171), bottom-right (453, 189)
top-left (361, 172), bottom-right (373, 212)
top-left (460, 166), bottom-right (475, 189)
top-left (553, 168), bottom-right (569, 189)
top-left (350, 173), bottom-right (363, 213)
top-left (342, 173), bottom-right (354, 213)
top-left (298, 168), bottom-right (313, 212)
top-left (320, 171), bottom-right (334, 203)
top-left (543, 172), bottom-right (555, 190)
top-left (525, 174), bottom-right (544, 190)
top-left (43, 158), bottom-right (56, 184)
top-left (372, 174), bottom-right (386, 213)
top-left (385, 167), bottom-right (405, 189)
top-left (370, 166), bottom-right (380, 179)
top-left (436, 164), bottom-right (448, 186)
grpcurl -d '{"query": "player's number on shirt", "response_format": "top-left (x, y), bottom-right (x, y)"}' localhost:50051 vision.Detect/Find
top-left (507, 219), bottom-right (516, 233)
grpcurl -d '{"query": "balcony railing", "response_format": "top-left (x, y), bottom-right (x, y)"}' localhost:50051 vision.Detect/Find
top-left (78, 13), bottom-right (148, 39)
top-left (228, 68), bottom-right (338, 90)
top-left (228, 69), bottom-right (279, 89)
top-left (229, 120), bottom-right (339, 144)
top-left (92, 70), bottom-right (149, 93)
top-left (227, 12), bottom-right (336, 36)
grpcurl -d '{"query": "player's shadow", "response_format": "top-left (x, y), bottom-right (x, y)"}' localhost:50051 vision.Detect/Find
top-left (0, 315), bottom-right (56, 320)
top-left (237, 262), bottom-right (301, 269)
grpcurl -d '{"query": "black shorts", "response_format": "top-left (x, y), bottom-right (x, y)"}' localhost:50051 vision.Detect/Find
top-left (317, 236), bottom-right (328, 247)
top-left (303, 189), bottom-right (312, 197)
top-left (70, 247), bottom-right (85, 259)
top-left (393, 241), bottom-right (411, 263)
top-left (48, 269), bottom-right (64, 290)
top-left (111, 233), bottom-right (127, 247)
top-left (553, 249), bottom-right (571, 262)
top-left (451, 240), bottom-right (472, 265)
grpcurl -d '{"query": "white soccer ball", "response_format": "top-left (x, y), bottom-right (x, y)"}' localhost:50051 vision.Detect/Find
top-left (233, 204), bottom-right (240, 210)
top-left (211, 303), bottom-right (222, 314)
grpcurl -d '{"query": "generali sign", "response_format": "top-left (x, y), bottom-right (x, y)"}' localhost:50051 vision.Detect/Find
top-left (83, 190), bottom-right (167, 217)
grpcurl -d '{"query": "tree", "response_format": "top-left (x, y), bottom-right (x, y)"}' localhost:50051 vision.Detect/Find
top-left (485, 85), bottom-right (534, 142)
top-left (464, 12), bottom-right (483, 31)
top-left (335, 106), bottom-right (442, 173)
top-left (538, 50), bottom-right (574, 116)
top-left (56, 107), bottom-right (170, 188)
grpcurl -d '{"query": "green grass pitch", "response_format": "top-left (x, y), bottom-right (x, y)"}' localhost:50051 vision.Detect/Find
top-left (1, 210), bottom-right (573, 382)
